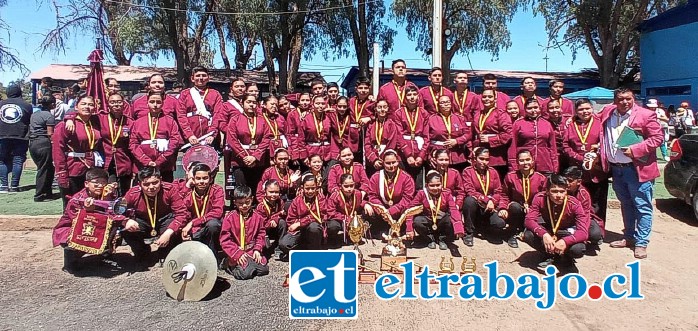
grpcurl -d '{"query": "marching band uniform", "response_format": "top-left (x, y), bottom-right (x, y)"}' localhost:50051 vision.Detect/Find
top-left (279, 194), bottom-right (331, 253)
top-left (452, 89), bottom-right (480, 121)
top-left (522, 192), bottom-right (590, 259)
top-left (220, 209), bottom-right (270, 280)
top-left (326, 189), bottom-right (365, 245)
top-left (97, 112), bottom-right (133, 193)
top-left (262, 110), bottom-right (288, 159)
top-left (462, 166), bottom-right (505, 236)
top-left (348, 96), bottom-right (374, 125)
top-left (181, 183), bottom-right (225, 253)
top-left (226, 111), bottom-right (271, 195)
top-left (475, 91), bottom-right (511, 112)
top-left (427, 112), bottom-right (472, 167)
top-left (440, 167), bottom-right (466, 208)
top-left (377, 80), bottom-right (419, 117)
top-left (569, 185), bottom-right (604, 244)
top-left (52, 117), bottom-right (104, 206)
top-left (367, 168), bottom-right (416, 221)
top-left (419, 85), bottom-right (454, 115)
top-left (364, 117), bottom-right (400, 173)
top-left (329, 110), bottom-right (361, 159)
top-left (255, 197), bottom-right (288, 255)
top-left (408, 189), bottom-right (464, 246)
top-left (498, 170), bottom-right (548, 237)
top-left (326, 162), bottom-right (370, 195)
top-left (394, 106), bottom-right (430, 186)
top-left (120, 183), bottom-right (189, 259)
top-left (215, 98), bottom-right (243, 196)
top-left (561, 114), bottom-right (608, 221)
top-left (508, 116), bottom-right (559, 175)
top-left (255, 166), bottom-right (298, 203)
top-left (131, 94), bottom-right (179, 120)
top-left (471, 106), bottom-right (512, 178)
top-left (513, 95), bottom-right (545, 115)
top-left (548, 113), bottom-right (573, 170)
top-left (298, 111), bottom-right (332, 162)
top-left (285, 108), bottom-right (310, 163)
top-left (176, 87), bottom-right (224, 143)
top-left (128, 112), bottom-right (182, 182)
top-left (542, 96), bottom-right (575, 117)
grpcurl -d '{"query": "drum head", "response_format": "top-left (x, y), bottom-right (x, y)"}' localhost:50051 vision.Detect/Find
top-left (162, 241), bottom-right (218, 302)
top-left (181, 145), bottom-right (219, 172)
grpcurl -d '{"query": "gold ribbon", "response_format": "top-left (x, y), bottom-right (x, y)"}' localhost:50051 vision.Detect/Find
top-left (107, 114), bottom-right (124, 146)
top-left (547, 196), bottom-right (569, 241)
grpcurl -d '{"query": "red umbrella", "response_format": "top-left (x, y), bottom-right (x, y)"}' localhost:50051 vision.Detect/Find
top-left (86, 43), bottom-right (108, 114)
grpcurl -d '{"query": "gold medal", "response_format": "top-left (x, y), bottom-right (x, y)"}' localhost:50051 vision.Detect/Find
top-left (410, 133), bottom-right (415, 140)
top-left (581, 145), bottom-right (586, 151)
top-left (388, 200), bottom-right (393, 206)
top-left (150, 142), bottom-right (156, 149)
top-left (432, 224), bottom-right (438, 231)
top-left (151, 229), bottom-right (157, 237)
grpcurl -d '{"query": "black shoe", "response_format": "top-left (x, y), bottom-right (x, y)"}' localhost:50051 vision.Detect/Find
top-left (279, 253), bottom-right (289, 262)
top-left (462, 234), bottom-right (474, 247)
top-left (507, 235), bottom-right (519, 248)
top-left (427, 241), bottom-right (437, 249)
top-left (34, 195), bottom-right (46, 202)
top-left (537, 256), bottom-right (555, 269)
top-left (438, 241), bottom-right (448, 250)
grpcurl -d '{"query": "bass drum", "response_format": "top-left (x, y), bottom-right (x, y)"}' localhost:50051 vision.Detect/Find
top-left (181, 144), bottom-right (220, 174)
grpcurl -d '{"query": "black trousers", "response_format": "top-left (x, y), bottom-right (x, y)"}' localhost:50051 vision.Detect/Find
top-left (522, 229), bottom-right (586, 259)
top-left (107, 159), bottom-right (132, 195)
top-left (121, 214), bottom-right (180, 260)
top-left (413, 215), bottom-right (454, 242)
top-left (505, 202), bottom-right (526, 234)
top-left (232, 166), bottom-right (264, 196)
top-left (279, 222), bottom-right (324, 253)
top-left (493, 165), bottom-right (508, 184)
top-left (585, 179), bottom-right (609, 222)
top-left (324, 219), bottom-right (344, 245)
top-left (192, 218), bottom-right (223, 254)
top-left (62, 245), bottom-right (86, 270)
top-left (588, 217), bottom-right (603, 243)
top-left (463, 196), bottom-right (506, 234)
top-left (60, 175), bottom-right (86, 208)
top-left (28, 137), bottom-right (54, 198)
top-left (264, 219), bottom-right (288, 255)
top-left (402, 163), bottom-right (425, 190)
top-left (226, 260), bottom-right (269, 280)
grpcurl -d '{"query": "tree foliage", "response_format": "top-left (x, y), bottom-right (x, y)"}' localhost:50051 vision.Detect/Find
top-left (0, 0), bottom-right (29, 74)
top-left (535, 0), bottom-right (686, 88)
top-left (392, 0), bottom-right (524, 82)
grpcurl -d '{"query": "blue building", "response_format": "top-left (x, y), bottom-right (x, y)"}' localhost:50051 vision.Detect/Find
top-left (340, 66), bottom-right (598, 98)
top-left (640, 0), bottom-right (698, 109)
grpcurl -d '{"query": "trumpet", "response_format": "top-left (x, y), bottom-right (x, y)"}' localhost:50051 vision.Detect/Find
top-left (76, 197), bottom-right (129, 216)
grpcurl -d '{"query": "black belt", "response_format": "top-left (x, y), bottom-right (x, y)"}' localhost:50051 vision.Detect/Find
top-left (610, 162), bottom-right (633, 168)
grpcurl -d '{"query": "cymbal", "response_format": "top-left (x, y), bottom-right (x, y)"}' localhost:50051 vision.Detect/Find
top-left (162, 241), bottom-right (218, 302)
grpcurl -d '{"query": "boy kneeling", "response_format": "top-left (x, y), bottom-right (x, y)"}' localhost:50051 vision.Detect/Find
top-left (522, 174), bottom-right (590, 270)
top-left (220, 186), bottom-right (269, 280)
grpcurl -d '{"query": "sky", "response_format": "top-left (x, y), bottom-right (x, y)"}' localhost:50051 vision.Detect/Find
top-left (0, 0), bottom-right (598, 86)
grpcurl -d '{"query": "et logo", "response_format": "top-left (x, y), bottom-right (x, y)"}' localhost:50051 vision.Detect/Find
top-left (288, 251), bottom-right (358, 319)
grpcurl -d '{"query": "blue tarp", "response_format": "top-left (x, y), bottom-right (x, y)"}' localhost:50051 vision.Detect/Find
top-left (563, 87), bottom-right (614, 100)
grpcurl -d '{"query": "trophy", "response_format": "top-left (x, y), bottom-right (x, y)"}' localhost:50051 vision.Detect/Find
top-left (438, 256), bottom-right (455, 276)
top-left (347, 213), bottom-right (369, 264)
top-left (369, 204), bottom-right (423, 271)
top-left (460, 257), bottom-right (477, 274)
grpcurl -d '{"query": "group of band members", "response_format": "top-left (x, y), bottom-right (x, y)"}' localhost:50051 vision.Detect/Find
top-left (53, 59), bottom-right (626, 278)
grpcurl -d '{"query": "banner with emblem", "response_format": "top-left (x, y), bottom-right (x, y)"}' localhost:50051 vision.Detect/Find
top-left (67, 209), bottom-right (114, 255)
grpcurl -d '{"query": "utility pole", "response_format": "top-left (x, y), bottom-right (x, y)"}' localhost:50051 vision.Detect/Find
top-left (543, 54), bottom-right (549, 72)
top-left (372, 43), bottom-right (380, 97)
top-left (432, 0), bottom-right (442, 68)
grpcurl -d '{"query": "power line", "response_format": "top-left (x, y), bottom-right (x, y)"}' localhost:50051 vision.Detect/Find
top-left (102, 0), bottom-right (380, 16)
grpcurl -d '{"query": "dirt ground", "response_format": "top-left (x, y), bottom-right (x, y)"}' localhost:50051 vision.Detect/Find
top-left (1, 200), bottom-right (697, 330)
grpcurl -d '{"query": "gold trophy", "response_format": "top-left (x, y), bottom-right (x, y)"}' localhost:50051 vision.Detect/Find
top-left (438, 256), bottom-right (455, 276)
top-left (347, 213), bottom-right (369, 264)
top-left (460, 257), bottom-right (477, 274)
top-left (369, 204), bottom-right (423, 271)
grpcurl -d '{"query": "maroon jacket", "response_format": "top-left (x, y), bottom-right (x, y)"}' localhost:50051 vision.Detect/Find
top-left (472, 107), bottom-right (512, 167)
top-left (122, 183), bottom-right (189, 232)
top-left (255, 166), bottom-right (298, 203)
top-left (542, 97), bottom-right (575, 117)
top-left (508, 116), bottom-right (559, 174)
top-left (98, 113), bottom-right (133, 177)
top-left (407, 189), bottom-right (464, 235)
top-left (52, 188), bottom-right (117, 246)
top-left (364, 118), bottom-right (401, 166)
top-left (562, 115), bottom-right (606, 183)
top-left (419, 86), bottom-right (454, 115)
top-left (255, 198), bottom-right (286, 229)
top-left (226, 113), bottom-right (272, 167)
top-left (427, 113), bottom-right (472, 165)
top-left (131, 94), bottom-right (178, 120)
top-left (128, 112), bottom-right (182, 172)
top-left (326, 190), bottom-right (366, 223)
top-left (52, 117), bottom-right (104, 180)
top-left (474, 91), bottom-right (511, 112)
top-left (212, 98), bottom-right (243, 137)
top-left (525, 192), bottom-right (590, 246)
top-left (440, 168), bottom-right (466, 208)
top-left (180, 184), bottom-right (225, 234)
top-left (462, 166), bottom-right (502, 207)
top-left (288, 195), bottom-right (329, 228)
top-left (262, 113), bottom-right (288, 158)
top-left (348, 96), bottom-right (374, 123)
top-left (176, 87), bottom-right (224, 140)
top-left (327, 162), bottom-right (370, 195)
top-left (394, 106), bottom-right (430, 161)
top-left (498, 171), bottom-right (548, 210)
top-left (298, 112), bottom-right (332, 161)
top-left (367, 169), bottom-right (415, 219)
top-left (328, 111), bottom-right (360, 159)
top-left (285, 109), bottom-right (310, 160)
top-left (220, 210), bottom-right (267, 267)
top-left (513, 95), bottom-right (546, 115)
top-left (452, 90), bottom-right (480, 121)
top-left (377, 80), bottom-right (419, 116)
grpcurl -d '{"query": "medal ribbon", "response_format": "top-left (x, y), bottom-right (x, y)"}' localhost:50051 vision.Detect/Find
top-left (343, 165), bottom-right (353, 175)
top-left (441, 114), bottom-right (452, 139)
top-left (275, 167), bottom-right (291, 189)
top-left (475, 169), bottom-right (490, 195)
top-left (392, 81), bottom-right (406, 106)
top-left (337, 114), bottom-right (350, 140)
top-left (312, 112), bottom-right (324, 141)
top-left (522, 174), bottom-right (531, 204)
top-left (547, 196), bottom-right (569, 236)
top-left (429, 194), bottom-right (442, 228)
top-left (247, 115), bottom-right (257, 143)
top-left (456, 90), bottom-right (468, 112)
top-left (191, 190), bottom-right (210, 219)
top-left (77, 118), bottom-right (96, 150)
top-left (239, 213), bottom-right (246, 249)
top-left (354, 99), bottom-right (367, 123)
top-left (429, 86), bottom-right (442, 108)
top-left (263, 114), bottom-right (279, 139)
top-left (574, 117), bottom-right (594, 146)
top-left (441, 171), bottom-right (448, 190)
top-left (144, 194), bottom-right (157, 232)
top-left (147, 113), bottom-right (159, 141)
top-left (374, 120), bottom-right (384, 145)
top-left (108, 114), bottom-right (124, 146)
top-left (478, 107), bottom-right (495, 132)
top-left (339, 191), bottom-right (356, 218)
top-left (385, 169), bottom-right (400, 202)
top-left (306, 197), bottom-right (322, 223)
top-left (404, 108), bottom-right (419, 136)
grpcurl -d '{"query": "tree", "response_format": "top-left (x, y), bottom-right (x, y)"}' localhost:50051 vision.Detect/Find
top-left (40, 0), bottom-right (163, 65)
top-left (535, 0), bottom-right (685, 88)
top-left (392, 0), bottom-right (525, 83)
top-left (320, 0), bottom-right (396, 79)
top-left (0, 0), bottom-right (29, 74)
